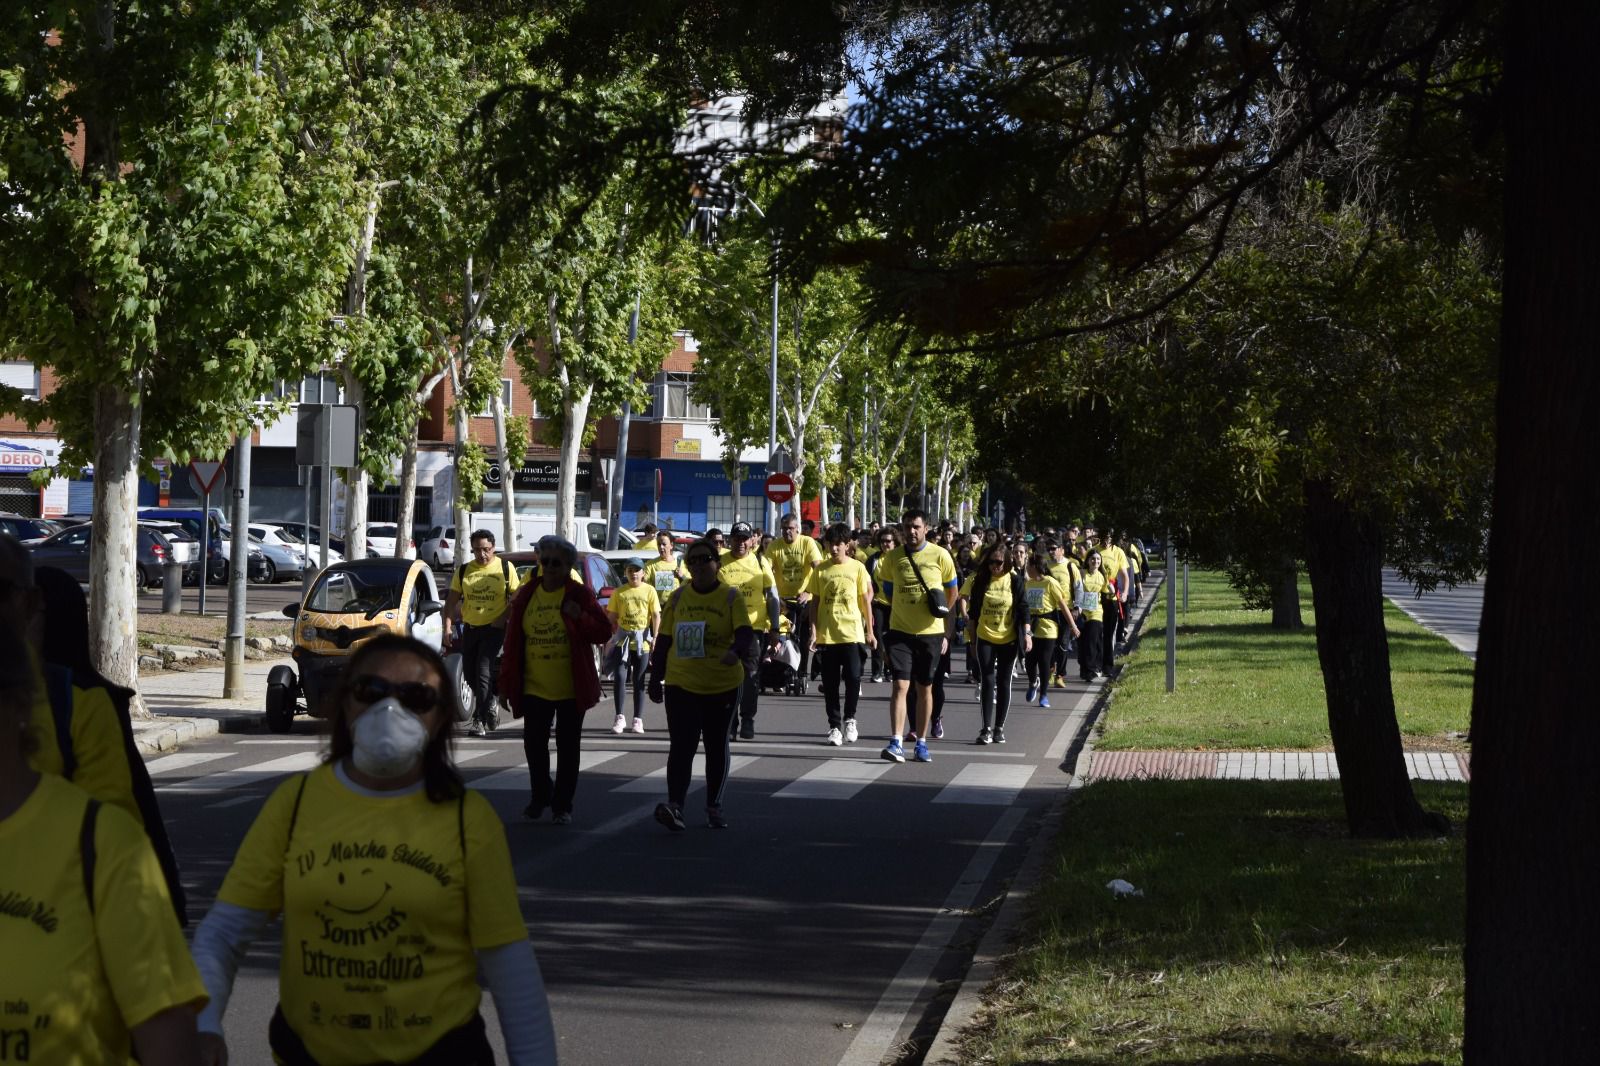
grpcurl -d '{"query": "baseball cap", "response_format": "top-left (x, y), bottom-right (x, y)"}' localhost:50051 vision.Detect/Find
top-left (625, 556), bottom-right (648, 571)
top-left (728, 521), bottom-right (755, 540)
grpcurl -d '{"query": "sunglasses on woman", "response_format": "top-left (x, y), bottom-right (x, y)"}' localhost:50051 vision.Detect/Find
top-left (351, 674), bottom-right (440, 713)
top-left (686, 554), bottom-right (718, 566)
top-left (539, 555), bottom-right (565, 568)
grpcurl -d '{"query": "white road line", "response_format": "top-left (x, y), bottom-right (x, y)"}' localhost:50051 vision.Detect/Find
top-left (612, 754), bottom-right (758, 793)
top-left (163, 751), bottom-right (322, 793)
top-left (932, 764), bottom-right (1037, 806)
top-left (145, 752), bottom-right (231, 776)
top-left (836, 807), bottom-right (1028, 1066)
top-left (468, 751), bottom-right (626, 792)
top-left (206, 794), bottom-right (262, 810)
top-left (773, 759), bottom-right (893, 800)
top-left (1045, 689), bottom-right (1096, 763)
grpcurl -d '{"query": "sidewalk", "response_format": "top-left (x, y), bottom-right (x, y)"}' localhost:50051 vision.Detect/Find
top-left (131, 658), bottom-right (282, 754)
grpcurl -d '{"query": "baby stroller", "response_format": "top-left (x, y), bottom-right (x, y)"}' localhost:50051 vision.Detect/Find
top-left (759, 632), bottom-right (804, 696)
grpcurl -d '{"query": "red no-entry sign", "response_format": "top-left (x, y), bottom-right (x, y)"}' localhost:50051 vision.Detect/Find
top-left (764, 473), bottom-right (796, 504)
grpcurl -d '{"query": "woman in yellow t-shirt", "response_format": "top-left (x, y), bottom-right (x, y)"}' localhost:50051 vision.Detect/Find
top-left (958, 545), bottom-right (1032, 744)
top-left (863, 528), bottom-right (898, 683)
top-left (0, 619), bottom-right (206, 1066)
top-left (1077, 550), bottom-right (1111, 681)
top-left (605, 558), bottom-right (662, 735)
top-left (645, 538), bottom-right (757, 831)
top-left (1022, 553), bottom-right (1080, 709)
top-left (641, 530), bottom-right (687, 608)
top-left (192, 634), bottom-right (557, 1066)
top-left (808, 523), bottom-right (877, 746)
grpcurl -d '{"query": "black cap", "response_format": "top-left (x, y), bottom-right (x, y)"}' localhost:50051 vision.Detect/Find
top-left (729, 521), bottom-right (755, 539)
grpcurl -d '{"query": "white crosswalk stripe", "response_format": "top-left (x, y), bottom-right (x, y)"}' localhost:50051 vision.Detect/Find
top-left (773, 759), bottom-right (893, 800)
top-left (612, 754), bottom-right (758, 792)
top-left (468, 751), bottom-right (626, 791)
top-left (146, 752), bottom-right (231, 776)
top-left (931, 764), bottom-right (1036, 805)
top-left (164, 751), bottom-right (322, 793)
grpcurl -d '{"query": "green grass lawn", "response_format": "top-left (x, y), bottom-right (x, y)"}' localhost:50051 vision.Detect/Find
top-left (1100, 570), bottom-right (1473, 751)
top-left (961, 780), bottom-right (1466, 1064)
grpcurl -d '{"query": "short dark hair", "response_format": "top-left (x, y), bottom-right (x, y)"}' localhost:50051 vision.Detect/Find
top-left (470, 529), bottom-right (495, 546)
top-left (900, 509), bottom-right (929, 526)
top-left (823, 522), bottom-right (852, 546)
top-left (326, 635), bottom-right (464, 803)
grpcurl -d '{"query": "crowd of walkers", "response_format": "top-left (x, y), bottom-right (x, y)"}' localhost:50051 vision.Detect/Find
top-left (0, 513), bottom-right (1145, 1064)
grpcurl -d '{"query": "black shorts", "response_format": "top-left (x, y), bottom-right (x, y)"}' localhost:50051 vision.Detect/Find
top-left (886, 630), bottom-right (943, 685)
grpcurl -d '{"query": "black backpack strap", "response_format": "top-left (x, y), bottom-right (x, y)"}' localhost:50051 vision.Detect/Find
top-left (501, 557), bottom-right (512, 601)
top-left (286, 773), bottom-right (310, 843)
top-left (45, 664), bottom-right (76, 780)
top-left (80, 798), bottom-right (101, 915)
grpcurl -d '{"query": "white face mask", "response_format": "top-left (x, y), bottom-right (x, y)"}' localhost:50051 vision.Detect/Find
top-left (350, 697), bottom-right (431, 779)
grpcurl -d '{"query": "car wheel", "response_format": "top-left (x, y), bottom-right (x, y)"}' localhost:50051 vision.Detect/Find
top-left (207, 558), bottom-right (227, 585)
top-left (265, 665), bottom-right (298, 734)
top-left (135, 565), bottom-right (149, 591)
top-left (251, 558), bottom-right (276, 585)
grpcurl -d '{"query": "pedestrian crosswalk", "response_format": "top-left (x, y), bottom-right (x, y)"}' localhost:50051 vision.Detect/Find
top-left (148, 740), bottom-right (1045, 809)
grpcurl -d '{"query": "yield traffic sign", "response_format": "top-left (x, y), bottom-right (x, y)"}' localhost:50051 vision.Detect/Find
top-left (189, 459), bottom-right (227, 495)
top-left (765, 472), bottom-right (796, 505)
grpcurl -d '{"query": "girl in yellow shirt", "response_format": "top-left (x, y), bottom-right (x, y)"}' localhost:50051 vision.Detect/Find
top-left (606, 558), bottom-right (661, 734)
top-left (1077, 551), bottom-right (1112, 681)
top-left (807, 523), bottom-right (877, 746)
top-left (958, 545), bottom-right (1032, 744)
top-left (1023, 553), bottom-right (1079, 709)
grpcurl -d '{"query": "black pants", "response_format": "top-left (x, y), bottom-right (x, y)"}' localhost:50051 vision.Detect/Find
top-left (818, 643), bottom-right (864, 728)
top-left (1102, 602), bottom-right (1120, 670)
top-left (1079, 619), bottom-right (1104, 679)
top-left (869, 603), bottom-right (891, 677)
top-left (665, 686), bottom-right (739, 809)
top-left (737, 650), bottom-right (761, 730)
top-left (611, 647), bottom-right (647, 719)
top-left (974, 638), bottom-right (1019, 730)
top-left (783, 601), bottom-right (815, 680)
top-left (461, 624), bottom-right (503, 724)
top-left (1026, 636), bottom-right (1057, 689)
top-left (520, 695), bottom-right (583, 816)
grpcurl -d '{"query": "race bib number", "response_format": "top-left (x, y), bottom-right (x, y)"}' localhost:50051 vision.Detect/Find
top-left (1075, 588), bottom-right (1099, 613)
top-left (1026, 586), bottom-right (1047, 611)
top-left (654, 571), bottom-right (677, 592)
top-left (674, 621), bottom-right (707, 659)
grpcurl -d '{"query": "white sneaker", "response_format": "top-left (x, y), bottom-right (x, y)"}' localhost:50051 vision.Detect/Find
top-left (631, 717), bottom-right (645, 734)
top-left (611, 714), bottom-right (626, 734)
top-left (826, 727), bottom-right (843, 746)
top-left (844, 719), bottom-right (859, 743)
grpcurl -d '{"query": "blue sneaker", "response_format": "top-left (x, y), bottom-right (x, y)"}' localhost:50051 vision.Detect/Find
top-left (1039, 693), bottom-right (1051, 708)
top-left (914, 739), bottom-right (932, 762)
top-left (881, 738), bottom-right (906, 763)
top-left (1025, 684), bottom-right (1037, 703)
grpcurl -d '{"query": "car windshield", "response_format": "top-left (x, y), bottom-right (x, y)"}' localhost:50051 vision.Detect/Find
top-left (306, 569), bottom-right (405, 616)
top-left (367, 525), bottom-right (399, 538)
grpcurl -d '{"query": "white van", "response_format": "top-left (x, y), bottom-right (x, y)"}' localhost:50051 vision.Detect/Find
top-left (453, 513), bottom-right (638, 553)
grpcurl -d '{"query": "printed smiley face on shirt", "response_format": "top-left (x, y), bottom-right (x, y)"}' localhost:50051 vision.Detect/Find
top-left (326, 867), bottom-right (392, 915)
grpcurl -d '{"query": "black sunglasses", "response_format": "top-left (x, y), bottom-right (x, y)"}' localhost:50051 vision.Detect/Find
top-left (686, 554), bottom-right (718, 566)
top-left (350, 674), bottom-right (440, 714)
top-left (539, 555), bottom-right (565, 568)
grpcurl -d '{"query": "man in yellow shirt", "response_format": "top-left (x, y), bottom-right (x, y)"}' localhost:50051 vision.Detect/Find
top-left (765, 513), bottom-right (823, 692)
top-left (1043, 536), bottom-right (1083, 687)
top-left (719, 522), bottom-right (781, 739)
top-left (878, 510), bottom-right (958, 764)
top-left (442, 530), bottom-right (521, 736)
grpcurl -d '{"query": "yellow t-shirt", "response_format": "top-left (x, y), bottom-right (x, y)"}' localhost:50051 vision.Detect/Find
top-left (1099, 545), bottom-right (1128, 589)
top-left (608, 582), bottom-right (659, 634)
top-left (883, 543), bottom-right (958, 637)
top-left (718, 549), bottom-right (776, 629)
top-left (216, 766), bottom-right (527, 1065)
top-left (866, 553), bottom-right (891, 606)
top-left (961, 571), bottom-right (1019, 644)
top-left (521, 583), bottom-right (574, 699)
top-left (812, 557), bottom-right (874, 645)
top-left (0, 773), bottom-right (205, 1065)
top-left (448, 557), bottom-right (521, 627)
top-left (641, 557), bottom-right (687, 606)
top-left (660, 584), bottom-right (757, 694)
top-left (1049, 558), bottom-right (1082, 602)
top-left (1025, 576), bottom-right (1070, 639)
top-left (27, 662), bottom-right (141, 826)
top-left (1078, 570), bottom-right (1109, 621)
top-left (765, 535), bottom-right (823, 598)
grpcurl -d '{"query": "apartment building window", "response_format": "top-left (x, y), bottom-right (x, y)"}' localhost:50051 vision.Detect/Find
top-left (650, 372), bottom-right (711, 421)
top-left (299, 374), bottom-right (343, 404)
top-left (476, 379), bottom-right (515, 417)
top-left (0, 362), bottom-right (40, 400)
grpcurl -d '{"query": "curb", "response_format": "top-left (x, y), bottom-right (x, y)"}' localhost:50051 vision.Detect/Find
top-left (133, 716), bottom-right (221, 755)
top-left (922, 573), bottom-right (1164, 1064)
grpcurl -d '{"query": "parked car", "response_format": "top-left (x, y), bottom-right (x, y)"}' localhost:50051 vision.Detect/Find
top-left (262, 522), bottom-right (348, 563)
top-left (28, 522), bottom-right (191, 589)
top-left (203, 535), bottom-right (272, 585)
top-left (0, 513), bottom-right (63, 546)
top-left (356, 522), bottom-right (417, 559)
top-left (418, 525), bottom-right (458, 569)
top-left (139, 519), bottom-right (201, 567)
top-left (499, 548), bottom-right (623, 611)
top-left (245, 522), bottom-right (343, 566)
top-left (217, 527), bottom-right (304, 584)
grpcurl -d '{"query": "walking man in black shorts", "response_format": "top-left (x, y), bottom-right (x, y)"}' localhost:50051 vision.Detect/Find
top-left (877, 510), bottom-right (958, 764)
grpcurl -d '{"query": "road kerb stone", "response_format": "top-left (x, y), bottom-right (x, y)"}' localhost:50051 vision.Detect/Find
top-left (133, 716), bottom-right (220, 755)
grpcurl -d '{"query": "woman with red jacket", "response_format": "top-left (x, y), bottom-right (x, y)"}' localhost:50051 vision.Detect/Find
top-left (499, 535), bottom-right (613, 825)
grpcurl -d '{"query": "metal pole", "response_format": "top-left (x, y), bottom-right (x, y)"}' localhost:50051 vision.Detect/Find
top-left (301, 460), bottom-right (314, 597)
top-left (919, 427), bottom-right (927, 511)
top-left (1166, 534), bottom-right (1177, 693)
top-left (224, 434), bottom-right (251, 698)
top-left (767, 262), bottom-right (779, 535)
top-left (320, 381), bottom-right (332, 571)
top-left (1183, 560), bottom-right (1189, 613)
top-left (198, 488), bottom-right (210, 616)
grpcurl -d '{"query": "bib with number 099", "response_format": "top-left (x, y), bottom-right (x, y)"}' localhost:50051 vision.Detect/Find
top-left (674, 620), bottom-right (707, 659)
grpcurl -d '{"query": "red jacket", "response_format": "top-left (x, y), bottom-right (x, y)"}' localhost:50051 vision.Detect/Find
top-left (497, 577), bottom-right (613, 712)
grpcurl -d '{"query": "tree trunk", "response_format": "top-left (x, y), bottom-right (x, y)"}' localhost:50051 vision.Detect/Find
top-left (90, 382), bottom-right (142, 689)
top-left (341, 375), bottom-right (368, 560)
top-left (491, 385), bottom-right (516, 550)
top-left (395, 416), bottom-right (420, 560)
top-left (1465, 4), bottom-right (1600, 1056)
top-left (452, 386), bottom-right (471, 553)
top-left (729, 445), bottom-right (743, 526)
top-left (1302, 479), bottom-right (1445, 839)
top-left (556, 370), bottom-right (592, 542)
top-left (1270, 556), bottom-right (1303, 629)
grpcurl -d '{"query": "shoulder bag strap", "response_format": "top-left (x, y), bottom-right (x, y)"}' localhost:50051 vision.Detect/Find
top-left (80, 798), bottom-right (101, 915)
top-left (46, 664), bottom-right (76, 780)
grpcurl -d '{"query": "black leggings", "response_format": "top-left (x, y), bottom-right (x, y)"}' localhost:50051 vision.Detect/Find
top-left (665, 686), bottom-right (739, 809)
top-left (1025, 636), bottom-right (1057, 689)
top-left (520, 696), bottom-right (583, 816)
top-left (1079, 619), bottom-right (1104, 679)
top-left (974, 638), bottom-right (1019, 730)
top-left (612, 647), bottom-right (646, 719)
top-left (869, 603), bottom-right (891, 675)
top-left (817, 643), bottom-right (864, 728)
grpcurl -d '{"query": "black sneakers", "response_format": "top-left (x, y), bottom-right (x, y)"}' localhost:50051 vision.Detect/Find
top-left (655, 802), bottom-right (686, 832)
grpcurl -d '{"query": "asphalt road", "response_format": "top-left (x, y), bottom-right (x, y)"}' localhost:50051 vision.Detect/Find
top-left (1382, 569), bottom-right (1484, 659)
top-left (151, 644), bottom-right (1114, 1065)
